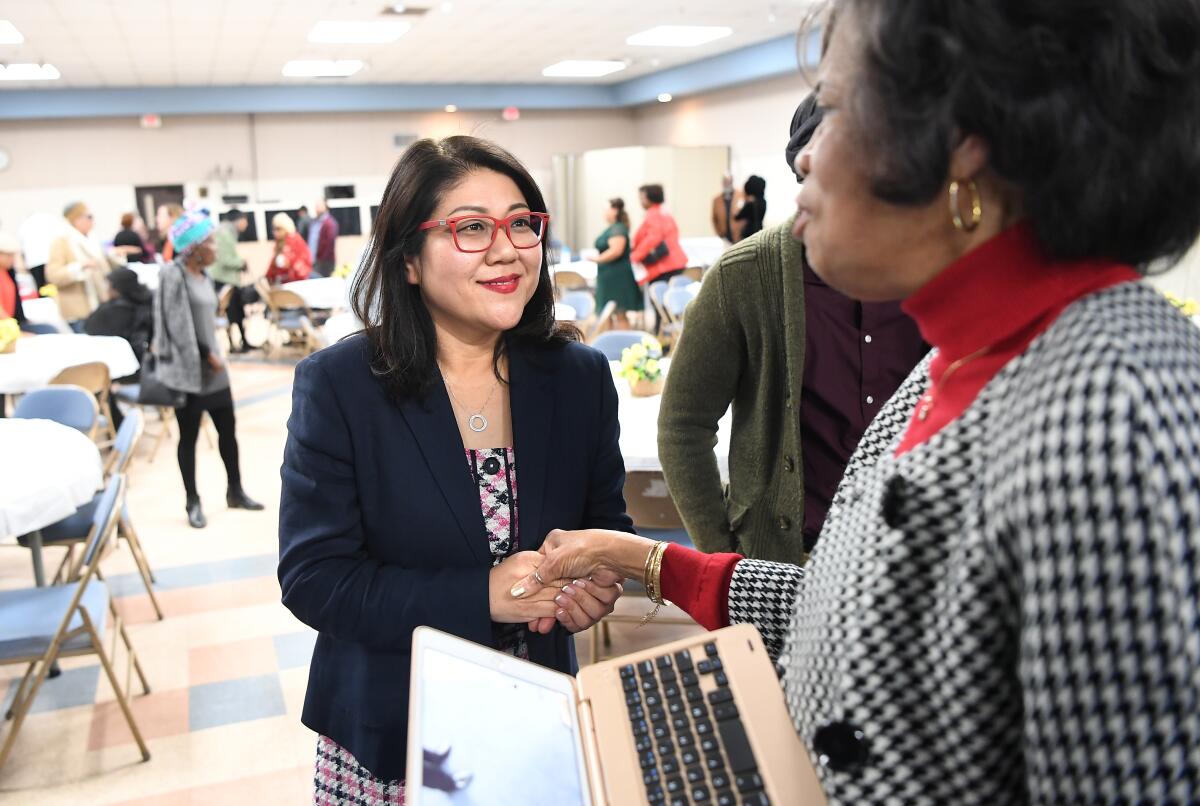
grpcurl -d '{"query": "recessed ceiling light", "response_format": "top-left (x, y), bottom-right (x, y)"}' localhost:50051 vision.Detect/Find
top-left (282, 59), bottom-right (365, 78)
top-left (626, 25), bottom-right (733, 48)
top-left (542, 60), bottom-right (627, 78)
top-left (308, 20), bottom-right (410, 44)
top-left (0, 20), bottom-right (23, 45)
top-left (657, 93), bottom-right (673, 103)
top-left (0, 63), bottom-right (60, 81)
top-left (444, 104), bottom-right (458, 113)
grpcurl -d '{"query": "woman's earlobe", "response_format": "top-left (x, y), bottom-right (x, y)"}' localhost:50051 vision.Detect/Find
top-left (404, 257), bottom-right (421, 284)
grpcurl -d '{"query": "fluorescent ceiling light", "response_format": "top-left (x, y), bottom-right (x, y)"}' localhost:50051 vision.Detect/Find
top-left (0, 63), bottom-right (60, 81)
top-left (308, 20), bottom-right (410, 44)
top-left (542, 60), bottom-right (627, 78)
top-left (657, 93), bottom-right (673, 103)
top-left (444, 104), bottom-right (458, 113)
top-left (0, 20), bottom-right (23, 44)
top-left (282, 59), bottom-right (364, 78)
top-left (627, 25), bottom-right (732, 47)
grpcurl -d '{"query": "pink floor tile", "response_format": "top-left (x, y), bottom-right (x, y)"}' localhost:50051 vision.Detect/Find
top-left (106, 764), bottom-right (312, 805)
top-left (87, 687), bottom-right (189, 751)
top-left (188, 637), bottom-right (279, 687)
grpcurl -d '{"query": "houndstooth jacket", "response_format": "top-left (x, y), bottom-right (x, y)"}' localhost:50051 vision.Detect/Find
top-left (728, 282), bottom-right (1200, 804)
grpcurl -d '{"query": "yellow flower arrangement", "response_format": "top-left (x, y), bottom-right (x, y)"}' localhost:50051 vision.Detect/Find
top-left (1163, 290), bottom-right (1200, 317)
top-left (38, 283), bottom-right (58, 298)
top-left (619, 335), bottom-right (664, 384)
top-left (0, 316), bottom-right (20, 353)
top-left (332, 264), bottom-right (353, 280)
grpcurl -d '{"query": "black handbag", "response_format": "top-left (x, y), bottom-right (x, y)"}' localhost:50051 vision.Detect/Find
top-left (137, 266), bottom-right (188, 408)
top-left (136, 353), bottom-right (186, 408)
top-left (642, 240), bottom-right (670, 266)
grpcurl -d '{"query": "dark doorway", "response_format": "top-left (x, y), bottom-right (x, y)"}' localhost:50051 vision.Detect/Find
top-left (134, 183), bottom-right (185, 241)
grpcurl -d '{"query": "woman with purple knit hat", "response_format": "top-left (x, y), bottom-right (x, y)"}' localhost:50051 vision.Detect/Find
top-left (153, 210), bottom-right (264, 528)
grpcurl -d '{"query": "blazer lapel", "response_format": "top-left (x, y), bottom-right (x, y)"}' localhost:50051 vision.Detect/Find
top-left (507, 341), bottom-right (553, 551)
top-left (397, 381), bottom-right (489, 564)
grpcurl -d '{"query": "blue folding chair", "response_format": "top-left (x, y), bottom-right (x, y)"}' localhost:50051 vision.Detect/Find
top-left (12, 385), bottom-right (99, 438)
top-left (20, 410), bottom-right (163, 620)
top-left (0, 474), bottom-right (151, 769)
top-left (590, 331), bottom-right (653, 361)
top-left (561, 290), bottom-right (596, 321)
top-left (664, 287), bottom-right (694, 320)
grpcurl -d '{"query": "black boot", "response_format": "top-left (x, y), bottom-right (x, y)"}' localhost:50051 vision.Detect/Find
top-left (186, 497), bottom-right (207, 529)
top-left (227, 486), bottom-right (265, 511)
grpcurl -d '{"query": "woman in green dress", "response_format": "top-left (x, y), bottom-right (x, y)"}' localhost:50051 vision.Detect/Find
top-left (593, 198), bottom-right (642, 329)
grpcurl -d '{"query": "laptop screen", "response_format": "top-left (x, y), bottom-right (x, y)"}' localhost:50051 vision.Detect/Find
top-left (413, 646), bottom-right (591, 805)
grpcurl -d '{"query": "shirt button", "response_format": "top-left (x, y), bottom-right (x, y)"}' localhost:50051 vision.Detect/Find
top-left (784, 456), bottom-right (795, 473)
top-left (866, 396), bottom-right (874, 405)
top-left (778, 516), bottom-right (791, 531)
top-left (813, 722), bottom-right (869, 773)
top-left (864, 334), bottom-right (872, 344)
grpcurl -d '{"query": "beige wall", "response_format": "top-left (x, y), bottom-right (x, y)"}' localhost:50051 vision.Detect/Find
top-left (633, 72), bottom-right (813, 231)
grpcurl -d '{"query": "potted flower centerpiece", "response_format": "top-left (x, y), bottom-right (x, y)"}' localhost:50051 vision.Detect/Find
top-left (620, 335), bottom-right (664, 397)
top-left (0, 317), bottom-right (19, 354)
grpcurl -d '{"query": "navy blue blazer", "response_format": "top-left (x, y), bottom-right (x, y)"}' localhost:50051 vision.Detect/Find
top-left (278, 333), bottom-right (633, 781)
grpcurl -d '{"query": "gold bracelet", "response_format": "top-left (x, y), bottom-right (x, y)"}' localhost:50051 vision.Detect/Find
top-left (639, 541), bottom-right (668, 627)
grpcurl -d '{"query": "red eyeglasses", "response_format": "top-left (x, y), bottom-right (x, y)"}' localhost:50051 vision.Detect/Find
top-left (418, 211), bottom-right (550, 253)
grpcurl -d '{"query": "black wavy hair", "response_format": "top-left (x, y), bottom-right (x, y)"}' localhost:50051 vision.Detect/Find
top-left (351, 135), bottom-right (577, 405)
top-left (829, 0), bottom-right (1200, 270)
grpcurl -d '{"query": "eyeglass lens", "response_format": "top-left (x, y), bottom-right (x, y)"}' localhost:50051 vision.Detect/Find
top-left (453, 214), bottom-right (545, 251)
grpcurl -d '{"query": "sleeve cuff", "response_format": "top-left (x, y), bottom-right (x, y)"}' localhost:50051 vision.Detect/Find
top-left (660, 543), bottom-right (740, 631)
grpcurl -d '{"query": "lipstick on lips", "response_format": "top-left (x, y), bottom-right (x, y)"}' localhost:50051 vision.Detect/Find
top-left (479, 273), bottom-right (522, 294)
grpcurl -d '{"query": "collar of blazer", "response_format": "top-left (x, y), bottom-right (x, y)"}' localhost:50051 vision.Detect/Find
top-left (398, 336), bottom-right (555, 564)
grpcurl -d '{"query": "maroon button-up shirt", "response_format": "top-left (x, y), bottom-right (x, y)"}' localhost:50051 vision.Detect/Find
top-left (801, 264), bottom-right (928, 551)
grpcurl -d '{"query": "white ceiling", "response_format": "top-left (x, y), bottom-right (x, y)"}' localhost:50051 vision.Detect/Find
top-left (0, 0), bottom-right (817, 90)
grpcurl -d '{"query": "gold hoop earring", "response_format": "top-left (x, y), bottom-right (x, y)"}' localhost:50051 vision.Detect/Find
top-left (948, 180), bottom-right (983, 232)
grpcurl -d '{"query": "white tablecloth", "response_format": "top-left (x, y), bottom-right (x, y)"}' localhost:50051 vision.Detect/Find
top-left (0, 334), bottom-right (140, 395)
top-left (126, 261), bottom-right (161, 290)
top-left (679, 237), bottom-right (727, 269)
top-left (19, 297), bottom-right (70, 332)
top-left (552, 260), bottom-right (599, 285)
top-left (0, 419), bottom-right (102, 538)
top-left (283, 277), bottom-right (348, 310)
top-left (321, 311), bottom-right (363, 346)
top-left (553, 302), bottom-right (577, 322)
top-left (610, 359), bottom-right (730, 480)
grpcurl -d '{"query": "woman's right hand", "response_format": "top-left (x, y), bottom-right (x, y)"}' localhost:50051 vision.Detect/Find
top-left (488, 551), bottom-right (563, 624)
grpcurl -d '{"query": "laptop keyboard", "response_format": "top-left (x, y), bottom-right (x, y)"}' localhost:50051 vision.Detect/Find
top-left (621, 641), bottom-right (770, 806)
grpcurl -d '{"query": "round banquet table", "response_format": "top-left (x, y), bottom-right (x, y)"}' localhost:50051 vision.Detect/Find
top-left (0, 418), bottom-right (103, 586)
top-left (282, 277), bottom-right (348, 310)
top-left (609, 359), bottom-right (730, 480)
top-left (0, 334), bottom-right (140, 395)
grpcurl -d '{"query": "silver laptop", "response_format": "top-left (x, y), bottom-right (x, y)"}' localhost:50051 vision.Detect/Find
top-left (407, 623), bottom-right (826, 805)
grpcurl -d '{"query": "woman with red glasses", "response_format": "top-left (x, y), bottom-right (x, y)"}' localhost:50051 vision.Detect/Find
top-left (279, 135), bottom-right (632, 803)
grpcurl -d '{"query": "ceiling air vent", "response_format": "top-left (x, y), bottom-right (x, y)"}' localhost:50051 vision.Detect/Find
top-left (393, 133), bottom-right (419, 149)
top-left (382, 4), bottom-right (430, 15)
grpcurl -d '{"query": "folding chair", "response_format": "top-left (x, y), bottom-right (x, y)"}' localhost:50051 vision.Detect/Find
top-left (13, 385), bottom-right (99, 440)
top-left (667, 275), bottom-right (693, 289)
top-left (553, 270), bottom-right (589, 297)
top-left (663, 287), bottom-right (695, 321)
top-left (646, 281), bottom-right (681, 349)
top-left (682, 266), bottom-right (704, 283)
top-left (24, 410), bottom-right (163, 620)
top-left (587, 471), bottom-right (697, 663)
top-left (49, 361), bottom-right (116, 447)
top-left (0, 474), bottom-right (151, 769)
top-left (561, 290), bottom-right (596, 322)
top-left (265, 289), bottom-right (322, 356)
top-left (590, 330), bottom-right (652, 361)
top-left (585, 300), bottom-right (619, 342)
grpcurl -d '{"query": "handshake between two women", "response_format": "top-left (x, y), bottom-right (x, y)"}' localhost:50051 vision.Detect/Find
top-left (488, 528), bottom-right (650, 636)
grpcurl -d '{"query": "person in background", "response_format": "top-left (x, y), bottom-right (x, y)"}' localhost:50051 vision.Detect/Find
top-left (711, 173), bottom-right (746, 244)
top-left (296, 205), bottom-right (313, 241)
top-left (156, 202), bottom-right (184, 262)
top-left (112, 212), bottom-right (152, 263)
top-left (592, 198), bottom-right (641, 330)
top-left (630, 184), bottom-right (687, 285)
top-left (307, 199), bottom-right (339, 278)
top-left (154, 211), bottom-right (264, 529)
top-left (520, 0), bottom-right (1200, 800)
top-left (209, 209), bottom-right (252, 352)
top-left (734, 175), bottom-right (767, 241)
top-left (267, 212), bottom-right (313, 285)
top-left (658, 96), bottom-right (926, 563)
top-left (46, 201), bottom-right (114, 330)
top-left (18, 211), bottom-right (59, 290)
top-left (0, 232), bottom-right (23, 324)
top-left (84, 266), bottom-right (154, 431)
top-left (278, 135), bottom-right (628, 800)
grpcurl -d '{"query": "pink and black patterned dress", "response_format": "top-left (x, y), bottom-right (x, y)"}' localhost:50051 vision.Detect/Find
top-left (313, 447), bottom-right (522, 805)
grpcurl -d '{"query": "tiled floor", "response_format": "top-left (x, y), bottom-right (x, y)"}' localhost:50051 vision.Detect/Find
top-left (0, 356), bottom-right (702, 804)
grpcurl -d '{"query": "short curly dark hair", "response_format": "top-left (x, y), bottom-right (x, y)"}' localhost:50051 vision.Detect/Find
top-left (831, 0), bottom-right (1200, 269)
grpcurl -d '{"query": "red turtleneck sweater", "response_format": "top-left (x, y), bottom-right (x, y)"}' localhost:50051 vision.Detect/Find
top-left (659, 223), bottom-right (1140, 630)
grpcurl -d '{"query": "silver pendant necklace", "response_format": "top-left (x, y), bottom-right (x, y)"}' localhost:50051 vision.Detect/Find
top-left (444, 376), bottom-right (500, 433)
